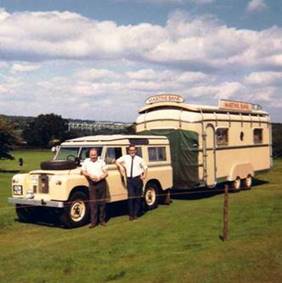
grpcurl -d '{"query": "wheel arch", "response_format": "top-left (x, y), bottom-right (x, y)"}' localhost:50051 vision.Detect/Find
top-left (69, 186), bottom-right (89, 200)
top-left (145, 179), bottom-right (162, 191)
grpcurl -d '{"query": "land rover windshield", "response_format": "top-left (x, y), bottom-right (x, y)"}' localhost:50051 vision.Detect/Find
top-left (54, 146), bottom-right (103, 161)
top-left (55, 147), bottom-right (80, 161)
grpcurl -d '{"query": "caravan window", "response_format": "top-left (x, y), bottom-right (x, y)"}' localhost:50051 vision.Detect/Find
top-left (254, 129), bottom-right (263, 144)
top-left (216, 128), bottom-right (229, 146)
top-left (148, 147), bottom-right (167, 161)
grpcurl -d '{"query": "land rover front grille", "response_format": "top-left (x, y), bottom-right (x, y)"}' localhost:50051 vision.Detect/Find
top-left (31, 174), bottom-right (50, 194)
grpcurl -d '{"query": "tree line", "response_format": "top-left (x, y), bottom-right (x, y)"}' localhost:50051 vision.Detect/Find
top-left (0, 113), bottom-right (282, 160)
top-left (0, 114), bottom-right (135, 160)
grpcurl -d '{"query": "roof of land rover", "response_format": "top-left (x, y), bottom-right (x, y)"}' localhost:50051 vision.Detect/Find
top-left (62, 135), bottom-right (169, 145)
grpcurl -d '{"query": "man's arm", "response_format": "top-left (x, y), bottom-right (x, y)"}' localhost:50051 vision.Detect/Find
top-left (115, 156), bottom-right (126, 175)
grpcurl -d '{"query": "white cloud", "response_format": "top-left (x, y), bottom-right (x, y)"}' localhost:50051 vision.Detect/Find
top-left (10, 63), bottom-right (41, 73)
top-left (0, 84), bottom-right (8, 93)
top-left (76, 68), bottom-right (121, 81)
top-left (244, 72), bottom-right (282, 86)
top-left (0, 9), bottom-right (282, 72)
top-left (117, 0), bottom-right (214, 4)
top-left (246, 0), bottom-right (267, 13)
top-left (0, 9), bottom-right (282, 122)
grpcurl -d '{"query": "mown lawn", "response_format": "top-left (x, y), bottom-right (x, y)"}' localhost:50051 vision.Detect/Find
top-left (0, 150), bottom-right (281, 283)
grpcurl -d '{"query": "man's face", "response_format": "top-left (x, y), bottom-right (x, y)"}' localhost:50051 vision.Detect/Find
top-left (128, 146), bottom-right (136, 157)
top-left (89, 150), bottom-right (98, 161)
top-left (128, 146), bottom-right (136, 156)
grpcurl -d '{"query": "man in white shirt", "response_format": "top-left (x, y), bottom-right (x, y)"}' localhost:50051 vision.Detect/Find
top-left (116, 144), bottom-right (147, 220)
top-left (81, 148), bottom-right (108, 228)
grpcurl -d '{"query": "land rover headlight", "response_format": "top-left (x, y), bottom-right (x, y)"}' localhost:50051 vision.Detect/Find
top-left (13, 185), bottom-right (23, 195)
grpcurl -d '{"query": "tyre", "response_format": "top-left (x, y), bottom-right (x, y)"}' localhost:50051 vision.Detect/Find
top-left (40, 160), bottom-right (77, 170)
top-left (60, 191), bottom-right (89, 228)
top-left (231, 177), bottom-right (241, 192)
top-left (144, 183), bottom-right (158, 210)
top-left (16, 204), bottom-right (38, 222)
top-left (243, 175), bottom-right (252, 190)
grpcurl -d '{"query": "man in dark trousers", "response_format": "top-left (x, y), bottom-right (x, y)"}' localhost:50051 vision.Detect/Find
top-left (116, 144), bottom-right (147, 220)
top-left (81, 148), bottom-right (108, 228)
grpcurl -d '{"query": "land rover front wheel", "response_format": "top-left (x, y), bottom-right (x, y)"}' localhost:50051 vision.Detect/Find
top-left (60, 191), bottom-right (89, 228)
top-left (144, 183), bottom-right (158, 210)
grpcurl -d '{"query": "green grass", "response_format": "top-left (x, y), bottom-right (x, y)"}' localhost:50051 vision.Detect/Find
top-left (0, 151), bottom-right (282, 283)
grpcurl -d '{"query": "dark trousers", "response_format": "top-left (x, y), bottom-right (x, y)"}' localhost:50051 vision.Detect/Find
top-left (127, 177), bottom-right (143, 218)
top-left (89, 179), bottom-right (106, 225)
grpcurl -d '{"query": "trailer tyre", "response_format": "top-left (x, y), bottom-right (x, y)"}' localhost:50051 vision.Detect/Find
top-left (243, 175), bottom-right (252, 190)
top-left (60, 191), bottom-right (89, 228)
top-left (144, 183), bottom-right (158, 210)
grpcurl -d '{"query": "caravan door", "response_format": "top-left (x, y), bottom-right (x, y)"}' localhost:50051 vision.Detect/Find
top-left (205, 124), bottom-right (216, 187)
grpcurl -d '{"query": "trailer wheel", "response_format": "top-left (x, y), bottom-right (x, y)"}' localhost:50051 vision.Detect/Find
top-left (243, 175), bottom-right (252, 190)
top-left (60, 191), bottom-right (89, 228)
top-left (231, 177), bottom-right (241, 191)
top-left (16, 204), bottom-right (38, 222)
top-left (144, 183), bottom-right (158, 210)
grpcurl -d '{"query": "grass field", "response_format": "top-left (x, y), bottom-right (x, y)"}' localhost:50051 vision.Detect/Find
top-left (0, 150), bottom-right (281, 283)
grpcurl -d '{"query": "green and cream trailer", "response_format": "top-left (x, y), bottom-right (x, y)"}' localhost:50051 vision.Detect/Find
top-left (136, 94), bottom-right (272, 190)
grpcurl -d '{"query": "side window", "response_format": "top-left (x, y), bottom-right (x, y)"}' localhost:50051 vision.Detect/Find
top-left (148, 147), bottom-right (167, 161)
top-left (254, 128), bottom-right (263, 144)
top-left (105, 147), bottom-right (122, 164)
top-left (216, 128), bottom-right (229, 146)
top-left (80, 147), bottom-right (102, 160)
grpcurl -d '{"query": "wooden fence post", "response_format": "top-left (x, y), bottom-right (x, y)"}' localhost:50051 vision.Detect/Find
top-left (223, 184), bottom-right (229, 241)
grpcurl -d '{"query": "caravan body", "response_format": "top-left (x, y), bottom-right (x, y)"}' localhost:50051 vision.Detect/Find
top-left (136, 95), bottom-right (272, 189)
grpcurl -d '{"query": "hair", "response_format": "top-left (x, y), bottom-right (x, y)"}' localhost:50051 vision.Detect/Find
top-left (89, 148), bottom-right (98, 154)
top-left (128, 144), bottom-right (136, 149)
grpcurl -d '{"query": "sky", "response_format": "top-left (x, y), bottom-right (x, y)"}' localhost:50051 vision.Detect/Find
top-left (0, 0), bottom-right (282, 122)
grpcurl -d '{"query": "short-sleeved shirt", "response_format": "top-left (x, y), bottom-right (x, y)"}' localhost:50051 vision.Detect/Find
top-left (116, 154), bottom-right (147, 178)
top-left (82, 158), bottom-right (107, 178)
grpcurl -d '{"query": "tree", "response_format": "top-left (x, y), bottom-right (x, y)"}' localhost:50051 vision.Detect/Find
top-left (0, 116), bottom-right (19, 159)
top-left (23, 114), bottom-right (69, 147)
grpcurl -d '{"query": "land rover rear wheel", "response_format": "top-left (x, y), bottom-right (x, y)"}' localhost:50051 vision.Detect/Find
top-left (144, 183), bottom-right (158, 210)
top-left (243, 175), bottom-right (252, 190)
top-left (60, 191), bottom-right (89, 228)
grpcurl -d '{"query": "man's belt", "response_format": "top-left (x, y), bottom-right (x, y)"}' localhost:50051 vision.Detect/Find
top-left (127, 175), bottom-right (141, 179)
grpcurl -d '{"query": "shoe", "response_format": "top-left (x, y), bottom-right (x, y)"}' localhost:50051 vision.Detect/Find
top-left (100, 221), bottom-right (107, 226)
top-left (89, 224), bottom-right (97, 229)
top-left (133, 216), bottom-right (138, 221)
top-left (129, 216), bottom-right (134, 221)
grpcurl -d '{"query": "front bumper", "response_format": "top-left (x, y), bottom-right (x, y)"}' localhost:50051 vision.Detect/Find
top-left (8, 197), bottom-right (64, 208)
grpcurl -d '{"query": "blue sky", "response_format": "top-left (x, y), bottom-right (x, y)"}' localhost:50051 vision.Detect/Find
top-left (0, 0), bottom-right (282, 122)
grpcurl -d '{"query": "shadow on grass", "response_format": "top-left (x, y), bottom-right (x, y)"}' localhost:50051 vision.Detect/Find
top-left (0, 169), bottom-right (20, 173)
top-left (171, 178), bottom-right (269, 201)
top-left (14, 200), bottom-right (134, 229)
top-left (13, 178), bottom-right (269, 228)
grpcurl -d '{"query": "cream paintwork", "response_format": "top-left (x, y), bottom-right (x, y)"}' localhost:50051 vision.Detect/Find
top-left (136, 100), bottom-right (272, 187)
top-left (10, 135), bottom-right (173, 205)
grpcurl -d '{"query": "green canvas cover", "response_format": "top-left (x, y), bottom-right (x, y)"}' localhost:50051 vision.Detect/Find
top-left (141, 129), bottom-right (199, 189)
